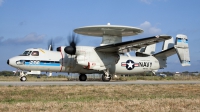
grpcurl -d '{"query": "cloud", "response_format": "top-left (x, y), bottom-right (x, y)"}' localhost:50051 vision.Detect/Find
top-left (139, 21), bottom-right (162, 36)
top-left (53, 36), bottom-right (65, 44)
top-left (0, 33), bottom-right (46, 45)
top-left (140, 0), bottom-right (167, 4)
top-left (0, 0), bottom-right (4, 6)
top-left (0, 36), bottom-right (4, 42)
top-left (140, 0), bottom-right (153, 4)
top-left (46, 36), bottom-right (65, 48)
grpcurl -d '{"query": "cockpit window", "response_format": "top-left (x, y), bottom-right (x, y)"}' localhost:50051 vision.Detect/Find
top-left (27, 51), bottom-right (32, 55)
top-left (20, 51), bottom-right (32, 56)
top-left (31, 51), bottom-right (39, 56)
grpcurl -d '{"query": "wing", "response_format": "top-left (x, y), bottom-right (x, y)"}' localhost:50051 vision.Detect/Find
top-left (95, 35), bottom-right (172, 53)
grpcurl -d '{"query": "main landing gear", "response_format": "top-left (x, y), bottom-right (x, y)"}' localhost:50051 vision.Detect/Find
top-left (79, 73), bottom-right (111, 82)
top-left (102, 69), bottom-right (111, 82)
top-left (102, 73), bottom-right (111, 82)
top-left (79, 74), bottom-right (87, 81)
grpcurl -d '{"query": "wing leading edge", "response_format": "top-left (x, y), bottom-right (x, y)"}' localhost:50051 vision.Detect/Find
top-left (95, 35), bottom-right (172, 53)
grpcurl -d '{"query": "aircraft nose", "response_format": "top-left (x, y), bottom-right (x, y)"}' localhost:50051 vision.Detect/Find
top-left (7, 57), bottom-right (19, 68)
top-left (7, 59), bottom-right (9, 65)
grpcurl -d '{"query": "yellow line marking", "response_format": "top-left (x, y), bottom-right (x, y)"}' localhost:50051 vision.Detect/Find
top-left (39, 49), bottom-right (45, 53)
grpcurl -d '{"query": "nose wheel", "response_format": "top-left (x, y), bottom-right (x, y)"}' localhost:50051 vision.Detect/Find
top-left (20, 76), bottom-right (27, 82)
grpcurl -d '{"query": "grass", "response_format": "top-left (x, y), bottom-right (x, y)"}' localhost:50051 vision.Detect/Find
top-left (0, 84), bottom-right (200, 111)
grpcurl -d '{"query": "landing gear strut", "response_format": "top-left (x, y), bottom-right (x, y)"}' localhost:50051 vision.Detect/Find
top-left (102, 73), bottom-right (111, 82)
top-left (102, 69), bottom-right (111, 82)
top-left (19, 71), bottom-right (27, 82)
top-left (79, 74), bottom-right (87, 81)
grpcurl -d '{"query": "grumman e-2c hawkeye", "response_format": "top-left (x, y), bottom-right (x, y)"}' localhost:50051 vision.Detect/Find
top-left (7, 23), bottom-right (190, 82)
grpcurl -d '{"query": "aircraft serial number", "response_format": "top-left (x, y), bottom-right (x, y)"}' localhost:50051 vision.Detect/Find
top-left (29, 61), bottom-right (40, 65)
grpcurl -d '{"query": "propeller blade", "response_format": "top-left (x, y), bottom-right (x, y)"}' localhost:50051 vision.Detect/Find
top-left (64, 33), bottom-right (79, 55)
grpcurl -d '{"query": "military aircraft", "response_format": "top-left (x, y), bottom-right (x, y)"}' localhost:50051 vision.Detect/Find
top-left (7, 23), bottom-right (190, 82)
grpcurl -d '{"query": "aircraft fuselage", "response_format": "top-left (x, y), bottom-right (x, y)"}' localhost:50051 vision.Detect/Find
top-left (8, 46), bottom-right (160, 75)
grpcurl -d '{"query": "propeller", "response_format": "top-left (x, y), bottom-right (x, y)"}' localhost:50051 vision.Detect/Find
top-left (64, 33), bottom-right (79, 55)
top-left (48, 39), bottom-right (54, 51)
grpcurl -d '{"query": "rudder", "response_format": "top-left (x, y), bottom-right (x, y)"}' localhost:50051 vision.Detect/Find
top-left (174, 34), bottom-right (190, 66)
top-left (153, 34), bottom-right (191, 68)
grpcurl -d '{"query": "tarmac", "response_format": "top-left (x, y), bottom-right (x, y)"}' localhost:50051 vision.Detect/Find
top-left (0, 80), bottom-right (200, 86)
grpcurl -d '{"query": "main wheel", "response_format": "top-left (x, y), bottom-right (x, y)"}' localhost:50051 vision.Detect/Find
top-left (102, 74), bottom-right (111, 82)
top-left (20, 76), bottom-right (27, 82)
top-left (79, 74), bottom-right (87, 81)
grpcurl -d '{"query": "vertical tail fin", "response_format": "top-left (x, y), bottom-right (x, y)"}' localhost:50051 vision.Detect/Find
top-left (174, 34), bottom-right (190, 66)
top-left (144, 44), bottom-right (156, 54)
top-left (154, 34), bottom-right (190, 68)
top-left (136, 44), bottom-right (156, 57)
top-left (162, 37), bottom-right (174, 51)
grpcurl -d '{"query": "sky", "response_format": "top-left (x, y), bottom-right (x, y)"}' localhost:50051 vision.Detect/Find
top-left (0, 0), bottom-right (200, 72)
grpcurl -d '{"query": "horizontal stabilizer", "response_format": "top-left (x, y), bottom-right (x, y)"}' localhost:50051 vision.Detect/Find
top-left (136, 52), bottom-right (150, 57)
top-left (153, 47), bottom-right (176, 57)
top-left (154, 34), bottom-right (190, 67)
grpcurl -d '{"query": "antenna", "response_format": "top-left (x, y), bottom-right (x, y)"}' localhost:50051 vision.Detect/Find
top-left (48, 45), bottom-right (52, 51)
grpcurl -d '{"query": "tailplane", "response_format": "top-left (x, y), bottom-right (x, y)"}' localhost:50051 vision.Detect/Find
top-left (154, 34), bottom-right (190, 67)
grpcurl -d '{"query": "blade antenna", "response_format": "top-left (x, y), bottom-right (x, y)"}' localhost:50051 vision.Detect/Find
top-left (48, 39), bottom-right (54, 51)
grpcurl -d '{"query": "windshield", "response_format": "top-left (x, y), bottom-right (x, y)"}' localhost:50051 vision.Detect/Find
top-left (19, 51), bottom-right (32, 56)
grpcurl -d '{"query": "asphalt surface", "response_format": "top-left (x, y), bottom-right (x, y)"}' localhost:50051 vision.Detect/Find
top-left (0, 80), bottom-right (200, 86)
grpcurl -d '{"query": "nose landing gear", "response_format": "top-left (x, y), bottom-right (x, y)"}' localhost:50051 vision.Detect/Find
top-left (19, 71), bottom-right (28, 82)
top-left (20, 76), bottom-right (27, 82)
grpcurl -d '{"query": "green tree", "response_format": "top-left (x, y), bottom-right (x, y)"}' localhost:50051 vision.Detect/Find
top-left (0, 71), bottom-right (14, 76)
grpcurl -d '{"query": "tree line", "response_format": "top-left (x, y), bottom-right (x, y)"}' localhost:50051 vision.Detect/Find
top-left (0, 71), bottom-right (14, 76)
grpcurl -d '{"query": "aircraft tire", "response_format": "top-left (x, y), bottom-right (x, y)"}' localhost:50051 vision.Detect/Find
top-left (20, 76), bottom-right (27, 82)
top-left (79, 74), bottom-right (87, 81)
top-left (102, 74), bottom-right (111, 82)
